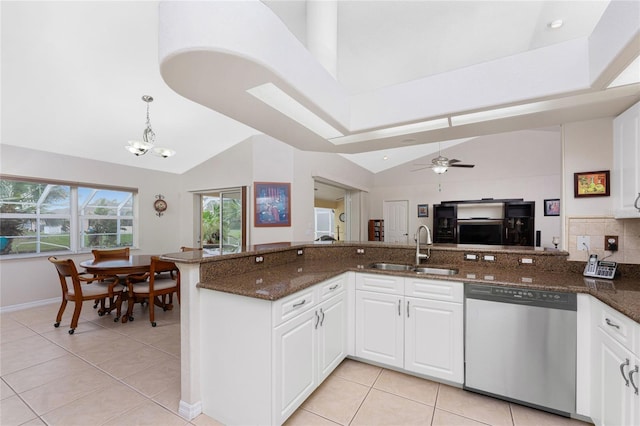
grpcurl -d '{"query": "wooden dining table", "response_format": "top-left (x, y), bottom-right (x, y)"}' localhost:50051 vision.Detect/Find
top-left (79, 254), bottom-right (157, 323)
top-left (80, 254), bottom-right (154, 276)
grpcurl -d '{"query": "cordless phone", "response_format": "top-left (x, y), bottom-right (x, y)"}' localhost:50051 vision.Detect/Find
top-left (583, 254), bottom-right (617, 279)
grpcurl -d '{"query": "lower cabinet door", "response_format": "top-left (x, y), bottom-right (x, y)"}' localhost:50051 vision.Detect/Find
top-left (318, 293), bottom-right (347, 382)
top-left (273, 309), bottom-right (318, 425)
top-left (593, 329), bottom-right (638, 426)
top-left (355, 290), bottom-right (404, 368)
top-left (404, 296), bottom-right (463, 383)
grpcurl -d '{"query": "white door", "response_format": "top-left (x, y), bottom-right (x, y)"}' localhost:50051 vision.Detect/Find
top-left (355, 290), bottom-right (404, 368)
top-left (404, 296), bottom-right (463, 383)
top-left (384, 200), bottom-right (409, 244)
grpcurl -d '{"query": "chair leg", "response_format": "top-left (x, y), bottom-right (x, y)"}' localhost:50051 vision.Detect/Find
top-left (69, 301), bottom-right (82, 334)
top-left (149, 296), bottom-right (156, 327)
top-left (54, 298), bottom-right (67, 327)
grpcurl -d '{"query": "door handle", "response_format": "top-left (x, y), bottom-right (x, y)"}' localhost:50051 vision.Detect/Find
top-left (406, 300), bottom-right (410, 318)
top-left (319, 308), bottom-right (325, 327)
top-left (293, 299), bottom-right (306, 308)
top-left (620, 358), bottom-right (630, 386)
top-left (606, 318), bottom-right (620, 329)
top-left (630, 365), bottom-right (639, 395)
top-left (398, 299), bottom-right (401, 316)
top-left (314, 310), bottom-right (320, 329)
top-left (635, 193), bottom-right (640, 212)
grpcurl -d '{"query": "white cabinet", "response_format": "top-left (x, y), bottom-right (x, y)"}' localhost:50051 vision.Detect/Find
top-left (590, 298), bottom-right (640, 426)
top-left (355, 290), bottom-right (404, 367)
top-left (613, 100), bottom-right (640, 218)
top-left (354, 274), bottom-right (464, 384)
top-left (274, 278), bottom-right (347, 424)
top-left (405, 296), bottom-right (463, 383)
top-left (200, 274), bottom-right (347, 426)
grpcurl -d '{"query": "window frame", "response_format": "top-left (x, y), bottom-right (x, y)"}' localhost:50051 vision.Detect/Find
top-left (0, 175), bottom-right (138, 259)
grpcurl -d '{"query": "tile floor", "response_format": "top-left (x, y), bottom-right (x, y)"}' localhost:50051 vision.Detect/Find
top-left (1, 300), bottom-right (592, 426)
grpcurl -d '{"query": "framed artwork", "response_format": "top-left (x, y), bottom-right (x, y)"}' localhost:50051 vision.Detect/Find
top-left (254, 182), bottom-right (291, 227)
top-left (574, 170), bottom-right (610, 198)
top-left (544, 199), bottom-right (560, 216)
top-left (417, 204), bottom-right (429, 217)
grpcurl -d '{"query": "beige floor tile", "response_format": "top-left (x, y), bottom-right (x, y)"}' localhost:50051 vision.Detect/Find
top-left (103, 399), bottom-right (188, 426)
top-left (331, 358), bottom-right (382, 386)
top-left (436, 384), bottom-right (513, 426)
top-left (284, 408), bottom-right (341, 425)
top-left (148, 333), bottom-right (182, 357)
top-left (511, 403), bottom-right (593, 426)
top-left (40, 324), bottom-right (121, 352)
top-left (0, 322), bottom-right (39, 344)
top-left (351, 388), bottom-right (434, 426)
top-left (19, 368), bottom-right (118, 415)
top-left (96, 345), bottom-right (176, 379)
top-left (122, 357), bottom-right (181, 397)
top-left (2, 354), bottom-right (92, 394)
top-left (19, 418), bottom-right (47, 425)
top-left (373, 368), bottom-right (439, 406)
top-left (301, 375), bottom-right (370, 425)
top-left (1, 379), bottom-right (16, 400)
top-left (0, 394), bottom-right (38, 425)
top-left (74, 336), bottom-right (147, 365)
top-left (152, 381), bottom-right (182, 414)
top-left (0, 335), bottom-right (68, 376)
top-left (432, 408), bottom-right (488, 425)
top-left (41, 382), bottom-right (148, 426)
top-left (191, 412), bottom-right (226, 426)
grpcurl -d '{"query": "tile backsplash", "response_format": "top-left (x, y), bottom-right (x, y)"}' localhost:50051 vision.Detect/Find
top-left (567, 217), bottom-right (640, 264)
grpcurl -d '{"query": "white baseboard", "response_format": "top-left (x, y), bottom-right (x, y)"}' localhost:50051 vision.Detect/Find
top-left (179, 400), bottom-right (202, 421)
top-left (0, 297), bottom-right (58, 314)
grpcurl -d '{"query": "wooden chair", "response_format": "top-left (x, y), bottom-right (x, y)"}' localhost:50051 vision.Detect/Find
top-left (90, 247), bottom-right (131, 310)
top-left (125, 257), bottom-right (180, 327)
top-left (48, 256), bottom-right (124, 334)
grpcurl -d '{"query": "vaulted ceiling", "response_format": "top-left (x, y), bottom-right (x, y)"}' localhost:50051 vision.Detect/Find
top-left (2, 1), bottom-right (639, 175)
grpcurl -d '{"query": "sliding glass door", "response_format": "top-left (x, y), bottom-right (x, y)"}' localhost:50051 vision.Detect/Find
top-left (201, 187), bottom-right (246, 253)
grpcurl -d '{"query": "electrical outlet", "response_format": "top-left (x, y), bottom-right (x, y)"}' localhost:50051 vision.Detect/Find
top-left (255, 256), bottom-right (264, 263)
top-left (605, 235), bottom-right (619, 251)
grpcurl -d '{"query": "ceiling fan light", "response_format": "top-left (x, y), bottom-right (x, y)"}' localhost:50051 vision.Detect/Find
top-left (433, 165), bottom-right (448, 174)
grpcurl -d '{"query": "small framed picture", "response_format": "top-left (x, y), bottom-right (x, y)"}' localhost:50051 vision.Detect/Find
top-left (417, 204), bottom-right (429, 217)
top-left (544, 199), bottom-right (560, 216)
top-left (254, 182), bottom-right (291, 227)
top-left (574, 170), bottom-right (610, 198)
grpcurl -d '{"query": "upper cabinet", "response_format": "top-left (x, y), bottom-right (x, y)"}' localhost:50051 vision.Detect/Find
top-left (613, 101), bottom-right (640, 219)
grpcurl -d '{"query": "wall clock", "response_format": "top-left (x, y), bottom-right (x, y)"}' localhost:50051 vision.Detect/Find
top-left (154, 195), bottom-right (167, 217)
top-left (339, 212), bottom-right (345, 222)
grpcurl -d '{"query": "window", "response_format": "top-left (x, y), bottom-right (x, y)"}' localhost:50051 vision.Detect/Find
top-left (314, 208), bottom-right (335, 240)
top-left (0, 178), bottom-right (136, 256)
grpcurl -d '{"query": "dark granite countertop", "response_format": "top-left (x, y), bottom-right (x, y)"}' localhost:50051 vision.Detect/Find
top-left (194, 257), bottom-right (640, 323)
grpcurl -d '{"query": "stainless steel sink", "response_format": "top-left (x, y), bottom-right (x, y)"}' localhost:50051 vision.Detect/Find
top-left (370, 263), bottom-right (458, 275)
top-left (413, 266), bottom-right (459, 275)
top-left (370, 263), bottom-right (414, 271)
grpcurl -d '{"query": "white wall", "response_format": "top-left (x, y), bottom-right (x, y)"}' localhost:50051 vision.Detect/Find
top-left (0, 145), bottom-right (183, 308)
top-left (369, 129), bottom-right (563, 247)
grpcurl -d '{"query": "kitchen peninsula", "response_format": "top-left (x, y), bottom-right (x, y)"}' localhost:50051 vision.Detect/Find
top-left (163, 241), bottom-right (640, 425)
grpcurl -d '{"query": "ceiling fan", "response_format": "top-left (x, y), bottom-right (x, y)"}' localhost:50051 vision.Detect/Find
top-left (412, 145), bottom-right (475, 174)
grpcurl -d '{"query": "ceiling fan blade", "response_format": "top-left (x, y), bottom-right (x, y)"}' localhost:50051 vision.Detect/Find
top-left (411, 166), bottom-right (433, 172)
top-left (449, 163), bottom-right (475, 168)
top-left (448, 159), bottom-right (461, 164)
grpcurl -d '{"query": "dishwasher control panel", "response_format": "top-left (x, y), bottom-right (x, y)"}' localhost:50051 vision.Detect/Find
top-left (465, 284), bottom-right (577, 311)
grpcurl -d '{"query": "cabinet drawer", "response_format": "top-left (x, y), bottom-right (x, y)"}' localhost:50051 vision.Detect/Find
top-left (355, 273), bottom-right (404, 295)
top-left (319, 274), bottom-right (346, 301)
top-left (594, 298), bottom-right (637, 353)
top-left (273, 287), bottom-right (317, 327)
top-left (405, 278), bottom-right (463, 303)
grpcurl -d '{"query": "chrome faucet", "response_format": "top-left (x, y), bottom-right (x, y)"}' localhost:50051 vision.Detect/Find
top-left (415, 224), bottom-right (433, 265)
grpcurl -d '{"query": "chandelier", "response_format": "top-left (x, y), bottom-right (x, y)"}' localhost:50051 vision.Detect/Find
top-left (125, 95), bottom-right (175, 158)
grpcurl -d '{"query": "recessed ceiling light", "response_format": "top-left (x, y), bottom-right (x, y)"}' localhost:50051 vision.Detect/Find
top-left (549, 19), bottom-right (564, 29)
top-left (383, 155), bottom-right (388, 160)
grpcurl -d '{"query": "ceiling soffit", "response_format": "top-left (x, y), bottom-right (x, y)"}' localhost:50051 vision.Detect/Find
top-left (159, 1), bottom-right (640, 160)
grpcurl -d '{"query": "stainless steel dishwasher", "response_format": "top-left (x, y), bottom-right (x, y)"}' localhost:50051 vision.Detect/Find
top-left (464, 284), bottom-right (577, 416)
